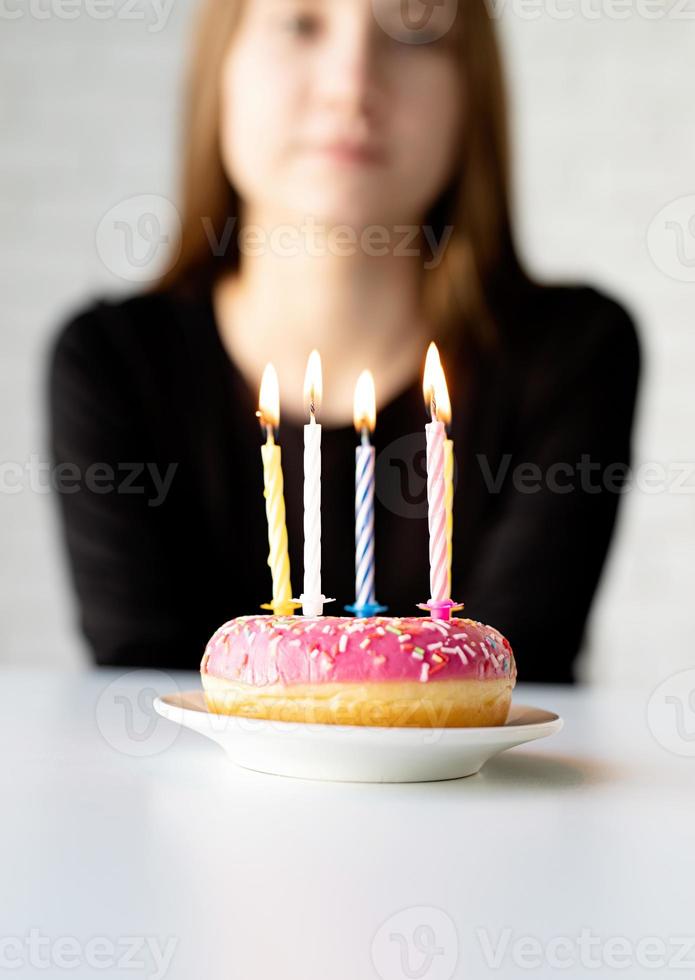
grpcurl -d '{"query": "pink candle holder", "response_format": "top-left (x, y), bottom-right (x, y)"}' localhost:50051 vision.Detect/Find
top-left (416, 598), bottom-right (465, 622)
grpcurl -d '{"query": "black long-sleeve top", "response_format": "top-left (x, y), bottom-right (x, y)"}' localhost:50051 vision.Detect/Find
top-left (48, 283), bottom-right (640, 682)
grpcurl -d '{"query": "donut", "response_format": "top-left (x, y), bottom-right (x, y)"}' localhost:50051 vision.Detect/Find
top-left (201, 615), bottom-right (516, 727)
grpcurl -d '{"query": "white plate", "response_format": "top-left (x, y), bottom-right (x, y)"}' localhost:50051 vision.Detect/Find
top-left (155, 691), bottom-right (563, 782)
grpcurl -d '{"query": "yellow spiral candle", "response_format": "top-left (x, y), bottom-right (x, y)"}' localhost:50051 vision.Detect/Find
top-left (261, 437), bottom-right (295, 615)
top-left (257, 364), bottom-right (298, 616)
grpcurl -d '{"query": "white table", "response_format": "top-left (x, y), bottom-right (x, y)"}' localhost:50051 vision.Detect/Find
top-left (1, 666), bottom-right (694, 979)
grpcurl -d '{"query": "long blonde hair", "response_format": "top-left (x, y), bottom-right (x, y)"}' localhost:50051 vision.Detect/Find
top-left (157, 0), bottom-right (529, 352)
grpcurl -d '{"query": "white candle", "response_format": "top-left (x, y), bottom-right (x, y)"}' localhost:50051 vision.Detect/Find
top-left (303, 413), bottom-right (322, 610)
top-left (298, 350), bottom-right (333, 616)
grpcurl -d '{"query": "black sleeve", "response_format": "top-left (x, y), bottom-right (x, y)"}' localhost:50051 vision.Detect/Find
top-left (48, 305), bottom-right (189, 669)
top-left (462, 293), bottom-right (641, 683)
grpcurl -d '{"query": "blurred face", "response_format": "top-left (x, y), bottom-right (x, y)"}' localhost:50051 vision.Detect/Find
top-left (219, 0), bottom-right (463, 229)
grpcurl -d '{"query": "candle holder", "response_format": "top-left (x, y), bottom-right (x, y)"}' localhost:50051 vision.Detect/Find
top-left (294, 594), bottom-right (335, 617)
top-left (416, 598), bottom-right (465, 622)
top-left (260, 599), bottom-right (303, 616)
top-left (345, 600), bottom-right (388, 619)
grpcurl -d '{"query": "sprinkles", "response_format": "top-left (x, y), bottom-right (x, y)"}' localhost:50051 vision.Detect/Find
top-left (211, 615), bottom-right (513, 688)
top-left (429, 622), bottom-right (450, 637)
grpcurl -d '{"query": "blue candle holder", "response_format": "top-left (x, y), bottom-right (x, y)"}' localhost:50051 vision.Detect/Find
top-left (345, 600), bottom-right (388, 619)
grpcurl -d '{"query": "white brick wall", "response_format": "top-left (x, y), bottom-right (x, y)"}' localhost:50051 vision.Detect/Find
top-left (1, 2), bottom-right (693, 684)
top-left (501, 12), bottom-right (695, 686)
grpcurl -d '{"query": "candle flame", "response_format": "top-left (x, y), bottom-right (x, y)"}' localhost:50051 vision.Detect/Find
top-left (437, 359), bottom-right (451, 426)
top-left (257, 363), bottom-right (280, 429)
top-left (423, 342), bottom-right (439, 407)
top-left (422, 342), bottom-right (451, 424)
top-left (353, 370), bottom-right (376, 433)
top-left (303, 349), bottom-right (323, 417)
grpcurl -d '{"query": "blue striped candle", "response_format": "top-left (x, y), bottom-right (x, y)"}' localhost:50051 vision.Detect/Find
top-left (355, 435), bottom-right (375, 607)
top-left (346, 371), bottom-right (386, 618)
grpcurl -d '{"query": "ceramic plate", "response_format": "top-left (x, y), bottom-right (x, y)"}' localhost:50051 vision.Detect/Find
top-left (154, 690), bottom-right (563, 782)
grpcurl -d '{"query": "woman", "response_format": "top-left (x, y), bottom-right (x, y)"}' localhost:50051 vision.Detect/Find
top-left (49, 0), bottom-right (640, 682)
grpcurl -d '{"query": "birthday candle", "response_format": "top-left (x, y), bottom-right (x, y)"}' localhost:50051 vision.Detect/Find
top-left (436, 367), bottom-right (454, 596)
top-left (423, 343), bottom-right (450, 604)
top-left (346, 371), bottom-right (387, 618)
top-left (418, 343), bottom-right (462, 622)
top-left (256, 364), bottom-right (297, 616)
top-left (297, 350), bottom-right (333, 617)
top-left (444, 438), bottom-right (454, 597)
top-left (355, 373), bottom-right (376, 609)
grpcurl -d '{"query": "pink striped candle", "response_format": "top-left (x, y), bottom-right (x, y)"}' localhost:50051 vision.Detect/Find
top-left (418, 343), bottom-right (463, 622)
top-left (425, 415), bottom-right (449, 602)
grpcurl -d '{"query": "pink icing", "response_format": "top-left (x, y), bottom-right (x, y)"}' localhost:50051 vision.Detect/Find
top-left (201, 615), bottom-right (516, 687)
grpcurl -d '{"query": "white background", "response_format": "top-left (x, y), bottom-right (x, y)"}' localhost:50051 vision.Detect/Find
top-left (1, 0), bottom-right (693, 684)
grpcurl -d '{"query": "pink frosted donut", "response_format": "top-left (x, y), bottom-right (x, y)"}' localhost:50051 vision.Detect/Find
top-left (201, 615), bottom-right (516, 727)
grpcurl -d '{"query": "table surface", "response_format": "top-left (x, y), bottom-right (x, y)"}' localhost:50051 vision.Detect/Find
top-left (2, 666), bottom-right (694, 979)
